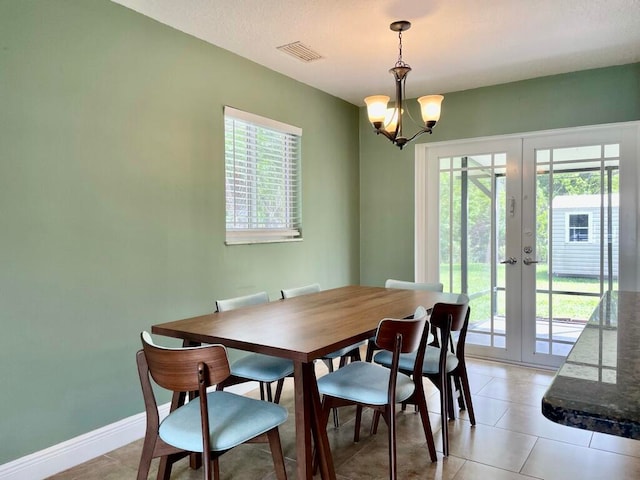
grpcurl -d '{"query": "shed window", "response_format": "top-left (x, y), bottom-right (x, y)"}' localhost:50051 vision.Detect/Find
top-left (567, 213), bottom-right (590, 242)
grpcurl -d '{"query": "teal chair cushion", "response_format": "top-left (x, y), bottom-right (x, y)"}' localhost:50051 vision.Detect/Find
top-left (159, 391), bottom-right (288, 452)
top-left (317, 361), bottom-right (415, 405)
top-left (323, 340), bottom-right (368, 359)
top-left (373, 347), bottom-right (459, 375)
top-left (231, 353), bottom-right (294, 382)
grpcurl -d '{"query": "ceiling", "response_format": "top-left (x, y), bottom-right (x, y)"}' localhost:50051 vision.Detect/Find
top-left (112, 0), bottom-right (640, 106)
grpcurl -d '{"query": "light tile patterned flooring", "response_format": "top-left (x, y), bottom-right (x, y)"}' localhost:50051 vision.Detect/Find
top-left (49, 358), bottom-right (640, 479)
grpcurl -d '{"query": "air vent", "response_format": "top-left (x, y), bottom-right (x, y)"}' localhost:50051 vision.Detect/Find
top-left (276, 41), bottom-right (323, 63)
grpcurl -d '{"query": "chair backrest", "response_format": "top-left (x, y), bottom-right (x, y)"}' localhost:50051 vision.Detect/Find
top-left (139, 331), bottom-right (231, 392)
top-left (428, 297), bottom-right (470, 359)
top-left (375, 310), bottom-right (429, 407)
top-left (374, 312), bottom-right (428, 355)
top-left (429, 295), bottom-right (469, 333)
top-left (385, 279), bottom-right (444, 292)
top-left (280, 283), bottom-right (321, 299)
top-left (215, 291), bottom-right (269, 312)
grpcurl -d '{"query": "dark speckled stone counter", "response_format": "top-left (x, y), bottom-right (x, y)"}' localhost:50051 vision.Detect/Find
top-left (542, 291), bottom-right (640, 439)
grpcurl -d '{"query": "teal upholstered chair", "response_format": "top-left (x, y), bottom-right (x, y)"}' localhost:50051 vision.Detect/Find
top-left (365, 279), bottom-right (444, 362)
top-left (316, 310), bottom-right (437, 479)
top-left (279, 283), bottom-right (321, 298)
top-left (373, 296), bottom-right (475, 456)
top-left (215, 292), bottom-right (294, 403)
top-left (136, 332), bottom-right (288, 480)
top-left (384, 278), bottom-right (444, 291)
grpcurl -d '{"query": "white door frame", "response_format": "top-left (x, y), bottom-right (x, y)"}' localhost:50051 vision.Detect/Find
top-left (415, 122), bottom-right (640, 365)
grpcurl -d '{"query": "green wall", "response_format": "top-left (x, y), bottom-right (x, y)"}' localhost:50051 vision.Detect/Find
top-left (360, 63), bottom-right (640, 287)
top-left (3, 0), bottom-right (640, 468)
top-left (0, 0), bottom-right (360, 463)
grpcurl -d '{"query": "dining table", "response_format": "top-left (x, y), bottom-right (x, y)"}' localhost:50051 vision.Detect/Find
top-left (151, 285), bottom-right (462, 479)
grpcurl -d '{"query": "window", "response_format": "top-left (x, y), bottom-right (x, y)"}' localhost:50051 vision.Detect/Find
top-left (224, 107), bottom-right (302, 244)
top-left (567, 213), bottom-right (590, 242)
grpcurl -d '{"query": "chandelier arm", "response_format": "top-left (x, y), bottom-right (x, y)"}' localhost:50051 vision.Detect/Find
top-left (402, 79), bottom-right (425, 131)
top-left (376, 128), bottom-right (397, 142)
top-left (404, 127), bottom-right (433, 144)
top-left (395, 77), bottom-right (404, 139)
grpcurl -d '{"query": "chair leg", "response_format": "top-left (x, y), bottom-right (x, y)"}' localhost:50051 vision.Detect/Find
top-left (259, 382), bottom-right (266, 400)
top-left (332, 405), bottom-right (340, 429)
top-left (274, 378), bottom-right (285, 404)
top-left (439, 373), bottom-right (449, 456)
top-left (365, 338), bottom-right (376, 362)
top-left (354, 405), bottom-right (364, 442)
top-left (156, 455), bottom-right (172, 480)
top-left (413, 384), bottom-right (438, 462)
top-left (136, 434), bottom-right (156, 480)
top-left (213, 458), bottom-right (220, 480)
top-left (267, 428), bottom-right (288, 480)
top-left (454, 374), bottom-right (465, 410)
top-left (386, 406), bottom-right (397, 480)
top-left (313, 397), bottom-right (332, 475)
top-left (446, 376), bottom-right (456, 421)
top-left (458, 369), bottom-right (476, 425)
top-left (370, 410), bottom-right (381, 435)
top-left (352, 347), bottom-right (362, 362)
top-left (266, 382), bottom-right (274, 402)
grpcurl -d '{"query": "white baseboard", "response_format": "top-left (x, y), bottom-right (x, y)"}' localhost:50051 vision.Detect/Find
top-left (0, 382), bottom-right (257, 480)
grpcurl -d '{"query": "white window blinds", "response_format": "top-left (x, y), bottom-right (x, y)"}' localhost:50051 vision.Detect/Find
top-left (224, 107), bottom-right (302, 244)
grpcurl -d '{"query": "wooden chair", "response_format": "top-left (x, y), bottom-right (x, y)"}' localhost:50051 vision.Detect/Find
top-left (365, 279), bottom-right (444, 362)
top-left (373, 298), bottom-right (475, 456)
top-left (281, 283), bottom-right (367, 427)
top-left (215, 292), bottom-right (294, 403)
top-left (136, 332), bottom-right (288, 480)
top-left (316, 311), bottom-right (437, 479)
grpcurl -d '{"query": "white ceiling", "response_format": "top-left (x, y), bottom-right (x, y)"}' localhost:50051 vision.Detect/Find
top-left (112, 0), bottom-right (640, 106)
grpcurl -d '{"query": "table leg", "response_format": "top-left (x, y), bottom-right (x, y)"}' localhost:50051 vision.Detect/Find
top-left (293, 362), bottom-right (336, 480)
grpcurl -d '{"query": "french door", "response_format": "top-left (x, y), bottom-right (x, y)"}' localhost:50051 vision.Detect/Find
top-left (417, 124), bottom-right (638, 367)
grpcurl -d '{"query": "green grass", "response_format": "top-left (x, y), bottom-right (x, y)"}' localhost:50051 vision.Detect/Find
top-left (441, 263), bottom-right (617, 327)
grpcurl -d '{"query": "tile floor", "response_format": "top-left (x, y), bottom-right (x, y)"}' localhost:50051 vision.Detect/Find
top-left (48, 358), bottom-right (640, 479)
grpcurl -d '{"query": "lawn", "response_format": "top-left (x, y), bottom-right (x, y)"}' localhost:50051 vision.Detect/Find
top-left (441, 263), bottom-right (616, 327)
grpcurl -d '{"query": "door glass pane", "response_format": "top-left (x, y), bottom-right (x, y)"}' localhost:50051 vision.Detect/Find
top-left (440, 154), bottom-right (507, 350)
top-left (534, 146), bottom-right (619, 356)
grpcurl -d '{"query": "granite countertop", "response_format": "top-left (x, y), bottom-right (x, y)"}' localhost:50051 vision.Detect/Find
top-left (542, 291), bottom-right (640, 439)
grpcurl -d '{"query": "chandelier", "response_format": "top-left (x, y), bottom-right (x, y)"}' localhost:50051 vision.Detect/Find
top-left (364, 21), bottom-right (443, 150)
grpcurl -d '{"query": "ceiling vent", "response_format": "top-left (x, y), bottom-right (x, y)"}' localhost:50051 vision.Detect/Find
top-left (276, 41), bottom-right (323, 63)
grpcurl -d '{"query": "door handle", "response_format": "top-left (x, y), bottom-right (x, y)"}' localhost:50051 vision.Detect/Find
top-left (500, 257), bottom-right (517, 265)
top-left (523, 257), bottom-right (540, 265)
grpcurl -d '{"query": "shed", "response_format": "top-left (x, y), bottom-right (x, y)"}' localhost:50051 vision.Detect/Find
top-left (551, 194), bottom-right (619, 278)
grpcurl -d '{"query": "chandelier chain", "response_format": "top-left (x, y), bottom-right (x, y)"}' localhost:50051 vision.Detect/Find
top-left (396, 30), bottom-right (409, 68)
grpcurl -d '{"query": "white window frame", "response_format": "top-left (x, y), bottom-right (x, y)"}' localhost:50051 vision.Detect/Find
top-left (565, 212), bottom-right (592, 243)
top-left (224, 106), bottom-right (302, 245)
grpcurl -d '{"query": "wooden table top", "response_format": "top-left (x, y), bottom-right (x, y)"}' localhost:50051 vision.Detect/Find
top-left (152, 285), bottom-right (462, 363)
